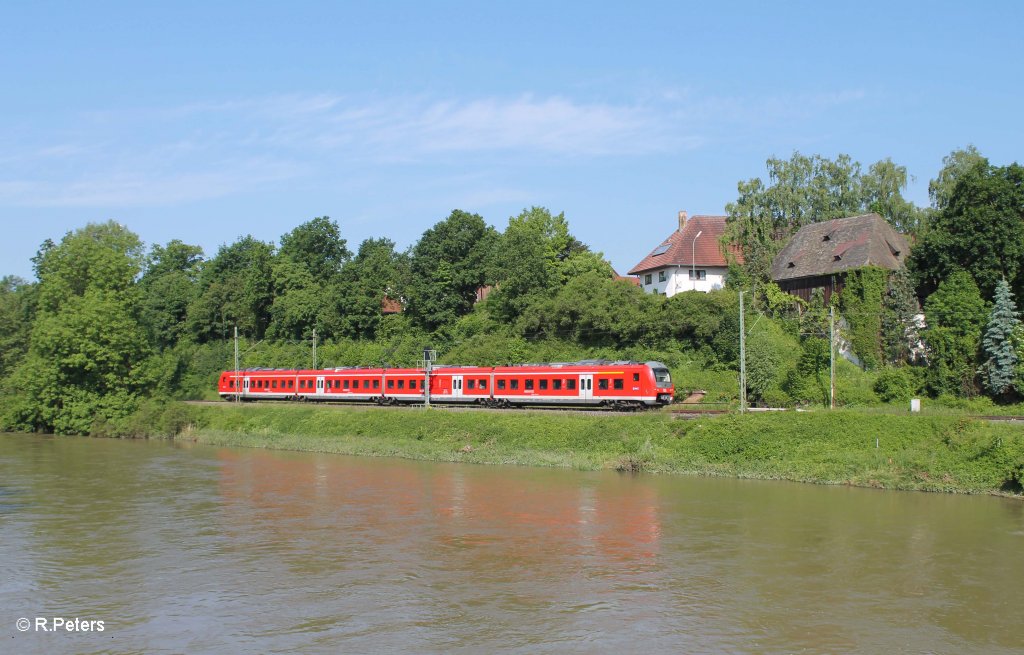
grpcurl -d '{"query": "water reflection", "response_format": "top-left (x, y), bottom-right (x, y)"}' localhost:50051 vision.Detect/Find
top-left (2, 433), bottom-right (1023, 654)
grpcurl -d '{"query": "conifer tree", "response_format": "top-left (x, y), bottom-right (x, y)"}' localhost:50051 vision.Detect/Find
top-left (979, 279), bottom-right (1021, 397)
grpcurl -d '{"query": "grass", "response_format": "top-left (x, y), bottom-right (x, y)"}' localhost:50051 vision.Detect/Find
top-left (162, 402), bottom-right (1024, 495)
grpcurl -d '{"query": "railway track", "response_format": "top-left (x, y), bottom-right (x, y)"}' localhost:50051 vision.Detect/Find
top-left (184, 399), bottom-right (721, 418)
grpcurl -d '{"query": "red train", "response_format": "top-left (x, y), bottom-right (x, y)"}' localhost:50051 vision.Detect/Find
top-left (218, 360), bottom-right (674, 410)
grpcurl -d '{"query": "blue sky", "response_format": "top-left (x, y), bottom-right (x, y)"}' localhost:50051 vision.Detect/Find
top-left (2, 1), bottom-right (1022, 279)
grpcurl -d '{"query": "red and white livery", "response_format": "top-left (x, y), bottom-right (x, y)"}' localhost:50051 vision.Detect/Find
top-left (218, 360), bottom-right (674, 410)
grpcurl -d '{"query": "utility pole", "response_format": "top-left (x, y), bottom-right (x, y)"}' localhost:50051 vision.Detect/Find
top-left (423, 347), bottom-right (434, 408)
top-left (234, 326), bottom-right (240, 402)
top-left (312, 328), bottom-right (318, 370)
top-left (829, 305), bottom-right (836, 410)
top-left (739, 291), bottom-right (747, 413)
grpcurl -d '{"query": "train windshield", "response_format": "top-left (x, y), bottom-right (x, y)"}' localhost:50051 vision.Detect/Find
top-left (653, 368), bottom-right (671, 385)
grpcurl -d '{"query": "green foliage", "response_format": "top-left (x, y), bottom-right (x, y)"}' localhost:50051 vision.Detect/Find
top-left (3, 222), bottom-right (153, 434)
top-left (405, 210), bottom-right (499, 331)
top-left (0, 276), bottom-right (36, 379)
top-left (873, 367), bottom-right (914, 403)
top-left (139, 240), bottom-right (204, 350)
top-left (744, 318), bottom-right (798, 403)
top-left (912, 155), bottom-right (1024, 299)
top-left (979, 279), bottom-right (1021, 398)
top-left (840, 266), bottom-right (888, 370)
top-left (188, 235), bottom-right (275, 341)
top-left (922, 271), bottom-right (987, 397)
top-left (277, 216), bottom-right (351, 286)
top-left (330, 238), bottom-right (407, 340)
top-left (881, 267), bottom-right (921, 365)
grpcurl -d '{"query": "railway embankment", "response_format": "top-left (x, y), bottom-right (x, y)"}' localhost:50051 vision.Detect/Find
top-left (153, 402), bottom-right (1024, 495)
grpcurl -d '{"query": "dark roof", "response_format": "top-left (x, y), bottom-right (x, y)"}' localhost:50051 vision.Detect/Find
top-left (628, 215), bottom-right (742, 274)
top-left (770, 213), bottom-right (910, 282)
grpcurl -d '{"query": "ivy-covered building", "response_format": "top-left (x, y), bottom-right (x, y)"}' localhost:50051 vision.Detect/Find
top-left (770, 213), bottom-right (911, 303)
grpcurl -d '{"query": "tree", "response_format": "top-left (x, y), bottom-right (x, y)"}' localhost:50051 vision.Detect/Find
top-left (331, 238), bottom-right (408, 340)
top-left (921, 270), bottom-right (987, 396)
top-left (979, 279), bottom-right (1021, 398)
top-left (928, 146), bottom-right (986, 211)
top-left (277, 216), bottom-right (350, 286)
top-left (139, 240), bottom-right (204, 350)
top-left (880, 267), bottom-right (921, 365)
top-left (911, 155), bottom-right (1024, 299)
top-left (725, 152), bottom-right (924, 282)
top-left (405, 210), bottom-right (498, 331)
top-left (188, 236), bottom-right (275, 341)
top-left (488, 207), bottom-right (590, 322)
top-left (4, 222), bottom-right (152, 434)
top-left (0, 276), bottom-right (36, 380)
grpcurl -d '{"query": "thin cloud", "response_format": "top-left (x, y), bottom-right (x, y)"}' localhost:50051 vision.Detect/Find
top-left (0, 89), bottom-right (865, 208)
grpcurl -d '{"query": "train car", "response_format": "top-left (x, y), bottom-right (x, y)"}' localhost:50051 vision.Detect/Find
top-left (218, 360), bottom-right (673, 409)
top-left (489, 361), bottom-right (672, 409)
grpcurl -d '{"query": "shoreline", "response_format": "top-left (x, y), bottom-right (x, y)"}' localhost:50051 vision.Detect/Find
top-left (164, 402), bottom-right (1024, 496)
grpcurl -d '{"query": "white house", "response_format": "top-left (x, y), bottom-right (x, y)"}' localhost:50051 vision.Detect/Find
top-left (628, 212), bottom-right (740, 297)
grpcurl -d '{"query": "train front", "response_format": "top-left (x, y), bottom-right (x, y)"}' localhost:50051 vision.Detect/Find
top-left (647, 362), bottom-right (674, 405)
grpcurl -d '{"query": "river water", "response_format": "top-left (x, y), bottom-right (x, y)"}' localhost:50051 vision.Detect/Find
top-left (1, 433), bottom-right (1022, 654)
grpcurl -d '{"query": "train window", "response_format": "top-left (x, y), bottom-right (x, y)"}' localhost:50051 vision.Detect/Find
top-left (374, 380), bottom-right (380, 389)
top-left (479, 379), bottom-right (487, 389)
top-left (363, 380), bottom-right (370, 389)
top-left (525, 379), bottom-right (534, 390)
top-left (467, 379), bottom-right (475, 390)
top-left (398, 380), bottom-right (405, 389)
top-left (567, 379), bottom-right (576, 390)
top-left (289, 380), bottom-right (294, 389)
top-left (598, 379), bottom-right (609, 390)
top-left (511, 380), bottom-right (519, 390)
top-left (387, 380), bottom-right (394, 389)
top-left (539, 380), bottom-right (548, 390)
top-left (614, 379), bottom-right (624, 390)
top-left (408, 380), bottom-right (415, 390)
top-left (633, 373), bottom-right (640, 382)
top-left (344, 380), bottom-right (350, 389)
top-left (553, 379), bottom-right (562, 390)
top-left (272, 380), bottom-right (278, 389)
top-left (498, 379), bottom-right (506, 390)
top-left (298, 380), bottom-right (304, 389)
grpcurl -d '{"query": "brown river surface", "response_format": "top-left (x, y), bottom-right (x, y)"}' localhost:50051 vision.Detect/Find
top-left (2, 432), bottom-right (1023, 654)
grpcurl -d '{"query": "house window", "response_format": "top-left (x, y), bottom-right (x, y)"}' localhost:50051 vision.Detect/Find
top-left (688, 269), bottom-right (706, 280)
top-left (658, 270), bottom-right (666, 282)
top-left (614, 379), bottom-right (624, 390)
top-left (598, 379), bottom-right (609, 390)
top-left (644, 274), bottom-right (652, 285)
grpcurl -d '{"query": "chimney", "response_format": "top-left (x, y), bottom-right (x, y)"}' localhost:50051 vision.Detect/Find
top-left (678, 210), bottom-right (688, 231)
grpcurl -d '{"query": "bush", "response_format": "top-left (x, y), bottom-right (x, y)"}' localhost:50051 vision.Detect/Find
top-left (874, 367), bottom-right (914, 403)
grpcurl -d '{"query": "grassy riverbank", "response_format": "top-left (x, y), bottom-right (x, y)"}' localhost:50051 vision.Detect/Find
top-left (163, 402), bottom-right (1024, 495)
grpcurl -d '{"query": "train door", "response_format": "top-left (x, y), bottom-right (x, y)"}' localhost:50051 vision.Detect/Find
top-left (579, 374), bottom-right (593, 401)
top-left (452, 375), bottom-right (464, 398)
top-left (243, 377), bottom-right (250, 397)
top-left (316, 376), bottom-right (325, 396)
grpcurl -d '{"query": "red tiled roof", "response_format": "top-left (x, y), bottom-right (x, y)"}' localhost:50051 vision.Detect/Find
top-left (611, 270), bottom-right (641, 286)
top-left (627, 215), bottom-right (742, 275)
top-left (381, 296), bottom-right (403, 314)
